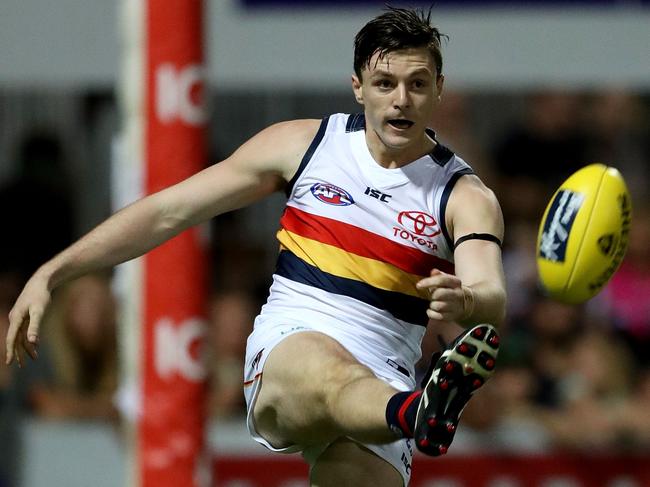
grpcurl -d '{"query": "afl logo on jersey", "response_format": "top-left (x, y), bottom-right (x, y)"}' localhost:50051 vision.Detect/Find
top-left (397, 211), bottom-right (440, 237)
top-left (310, 182), bottom-right (355, 206)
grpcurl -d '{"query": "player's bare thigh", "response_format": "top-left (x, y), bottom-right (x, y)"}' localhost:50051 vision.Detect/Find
top-left (253, 331), bottom-right (381, 448)
top-left (310, 438), bottom-right (404, 487)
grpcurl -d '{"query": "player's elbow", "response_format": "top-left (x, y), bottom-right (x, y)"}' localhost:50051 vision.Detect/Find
top-left (149, 191), bottom-right (193, 238)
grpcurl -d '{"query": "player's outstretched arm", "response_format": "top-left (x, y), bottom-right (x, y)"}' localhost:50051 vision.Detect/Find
top-left (416, 174), bottom-right (506, 326)
top-left (6, 119), bottom-right (321, 366)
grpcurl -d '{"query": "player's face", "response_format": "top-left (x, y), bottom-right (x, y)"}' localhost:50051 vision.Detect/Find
top-left (352, 47), bottom-right (444, 167)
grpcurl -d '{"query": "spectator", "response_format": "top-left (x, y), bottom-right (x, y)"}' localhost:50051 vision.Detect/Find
top-left (456, 365), bottom-right (552, 453)
top-left (583, 89), bottom-right (649, 200)
top-left (491, 91), bottom-right (589, 224)
top-left (0, 132), bottom-right (75, 282)
top-left (538, 329), bottom-right (634, 452)
top-left (616, 367), bottom-right (650, 450)
top-left (587, 202), bottom-right (650, 367)
top-left (430, 91), bottom-right (494, 183)
top-left (0, 272), bottom-right (55, 486)
top-left (210, 210), bottom-right (272, 294)
top-left (0, 274), bottom-right (23, 487)
top-left (207, 290), bottom-right (257, 418)
top-left (506, 293), bottom-right (583, 409)
top-left (500, 219), bottom-right (539, 325)
top-left (33, 273), bottom-right (118, 420)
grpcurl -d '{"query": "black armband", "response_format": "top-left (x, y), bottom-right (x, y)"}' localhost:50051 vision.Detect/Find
top-left (453, 233), bottom-right (502, 250)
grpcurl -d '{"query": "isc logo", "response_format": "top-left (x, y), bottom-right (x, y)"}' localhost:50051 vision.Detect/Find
top-left (364, 186), bottom-right (392, 203)
top-left (154, 316), bottom-right (207, 382)
top-left (156, 63), bottom-right (206, 125)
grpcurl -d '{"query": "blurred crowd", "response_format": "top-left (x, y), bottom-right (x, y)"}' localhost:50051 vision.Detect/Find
top-left (430, 89), bottom-right (650, 455)
top-left (0, 88), bottom-right (649, 485)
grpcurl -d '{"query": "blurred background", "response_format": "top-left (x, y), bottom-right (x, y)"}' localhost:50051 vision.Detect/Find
top-left (1, 0), bottom-right (649, 486)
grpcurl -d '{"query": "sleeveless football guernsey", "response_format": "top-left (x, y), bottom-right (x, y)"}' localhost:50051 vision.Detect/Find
top-left (255, 113), bottom-right (474, 371)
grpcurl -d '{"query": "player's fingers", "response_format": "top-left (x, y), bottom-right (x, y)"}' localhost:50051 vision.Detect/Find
top-left (429, 299), bottom-right (456, 318)
top-left (416, 276), bottom-right (438, 291)
top-left (27, 307), bottom-right (44, 344)
top-left (20, 333), bottom-right (30, 361)
top-left (15, 340), bottom-right (24, 368)
top-left (417, 269), bottom-right (443, 289)
top-left (435, 273), bottom-right (461, 288)
top-left (426, 309), bottom-right (444, 321)
top-left (417, 274), bottom-right (444, 288)
top-left (430, 306), bottom-right (452, 323)
top-left (416, 272), bottom-right (459, 291)
top-left (21, 332), bottom-right (38, 361)
top-left (5, 344), bottom-right (13, 366)
top-left (431, 287), bottom-right (457, 302)
top-left (6, 309), bottom-right (25, 365)
top-left (5, 332), bottom-right (14, 365)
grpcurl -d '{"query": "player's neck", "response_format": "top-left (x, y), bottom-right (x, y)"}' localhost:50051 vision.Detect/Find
top-left (366, 131), bottom-right (435, 169)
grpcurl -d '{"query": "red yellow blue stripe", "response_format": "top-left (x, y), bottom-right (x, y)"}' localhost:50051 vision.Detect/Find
top-left (280, 205), bottom-right (454, 276)
top-left (274, 206), bottom-right (457, 325)
top-left (275, 250), bottom-right (430, 326)
top-left (278, 228), bottom-right (428, 299)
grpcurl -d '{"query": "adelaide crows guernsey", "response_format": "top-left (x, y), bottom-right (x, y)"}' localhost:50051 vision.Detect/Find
top-left (255, 113), bottom-right (474, 372)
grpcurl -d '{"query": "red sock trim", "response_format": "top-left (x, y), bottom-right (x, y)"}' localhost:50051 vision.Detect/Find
top-left (397, 391), bottom-right (421, 437)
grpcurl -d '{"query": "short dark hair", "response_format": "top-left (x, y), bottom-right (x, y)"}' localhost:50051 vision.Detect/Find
top-left (354, 7), bottom-right (446, 79)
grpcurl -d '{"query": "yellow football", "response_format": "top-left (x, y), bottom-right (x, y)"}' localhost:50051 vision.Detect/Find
top-left (536, 163), bottom-right (632, 304)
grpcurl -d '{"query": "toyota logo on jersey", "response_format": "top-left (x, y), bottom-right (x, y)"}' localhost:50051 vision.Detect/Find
top-left (397, 211), bottom-right (440, 237)
top-left (310, 182), bottom-right (355, 206)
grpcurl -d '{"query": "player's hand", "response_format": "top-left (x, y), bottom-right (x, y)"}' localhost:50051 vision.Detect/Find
top-left (416, 269), bottom-right (474, 322)
top-left (5, 274), bottom-right (51, 366)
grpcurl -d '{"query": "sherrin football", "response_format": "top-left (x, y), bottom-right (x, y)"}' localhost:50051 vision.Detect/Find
top-left (536, 163), bottom-right (632, 304)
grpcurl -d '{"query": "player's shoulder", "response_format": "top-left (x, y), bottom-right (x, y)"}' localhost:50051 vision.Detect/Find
top-left (452, 173), bottom-right (499, 207)
top-left (242, 119), bottom-right (320, 169)
top-left (259, 112), bottom-right (351, 153)
top-left (243, 114), bottom-right (355, 180)
top-left (269, 113), bottom-right (367, 139)
top-left (276, 113), bottom-right (357, 136)
top-left (453, 171), bottom-right (491, 193)
top-left (261, 118), bottom-right (323, 144)
top-left (240, 116), bottom-right (339, 181)
top-left (447, 172), bottom-right (503, 231)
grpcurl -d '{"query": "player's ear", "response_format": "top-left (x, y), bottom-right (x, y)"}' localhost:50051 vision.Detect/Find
top-left (351, 75), bottom-right (364, 105)
top-left (435, 74), bottom-right (445, 102)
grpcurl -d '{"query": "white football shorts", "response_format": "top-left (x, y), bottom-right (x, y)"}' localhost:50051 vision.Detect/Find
top-left (243, 317), bottom-right (417, 486)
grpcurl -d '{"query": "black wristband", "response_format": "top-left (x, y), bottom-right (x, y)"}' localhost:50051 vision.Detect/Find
top-left (453, 233), bottom-right (502, 250)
